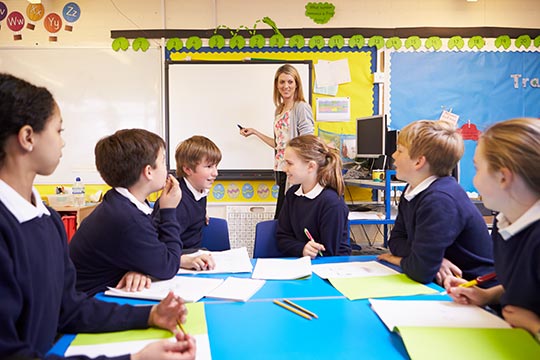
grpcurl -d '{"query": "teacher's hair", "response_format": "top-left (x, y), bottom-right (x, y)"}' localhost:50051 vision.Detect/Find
top-left (287, 135), bottom-right (345, 196)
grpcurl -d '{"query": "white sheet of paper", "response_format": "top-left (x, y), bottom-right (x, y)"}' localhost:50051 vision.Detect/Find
top-left (104, 276), bottom-right (224, 302)
top-left (178, 247), bottom-right (253, 275)
top-left (251, 256), bottom-right (312, 280)
top-left (369, 299), bottom-right (511, 331)
top-left (314, 59), bottom-right (351, 87)
top-left (348, 212), bottom-right (384, 220)
top-left (312, 261), bottom-right (400, 279)
top-left (206, 277), bottom-right (266, 302)
top-left (65, 334), bottom-right (211, 359)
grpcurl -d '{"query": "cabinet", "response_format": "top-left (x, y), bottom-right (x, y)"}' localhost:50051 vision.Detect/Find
top-left (50, 203), bottom-right (98, 242)
top-left (345, 170), bottom-right (405, 247)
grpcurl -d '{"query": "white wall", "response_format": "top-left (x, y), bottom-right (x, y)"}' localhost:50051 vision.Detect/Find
top-left (0, 0), bottom-right (538, 47)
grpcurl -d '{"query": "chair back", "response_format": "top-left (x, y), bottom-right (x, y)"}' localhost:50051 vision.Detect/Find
top-left (253, 219), bottom-right (284, 258)
top-left (201, 217), bottom-right (231, 251)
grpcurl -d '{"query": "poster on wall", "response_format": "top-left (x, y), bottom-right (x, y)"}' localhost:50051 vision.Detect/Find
top-left (389, 51), bottom-right (540, 193)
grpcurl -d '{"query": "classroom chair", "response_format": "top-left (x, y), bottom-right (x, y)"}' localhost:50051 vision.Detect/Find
top-left (253, 219), bottom-right (285, 258)
top-left (201, 217), bottom-right (231, 252)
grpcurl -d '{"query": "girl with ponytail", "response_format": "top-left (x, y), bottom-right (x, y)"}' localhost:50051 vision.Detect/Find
top-left (276, 135), bottom-right (351, 258)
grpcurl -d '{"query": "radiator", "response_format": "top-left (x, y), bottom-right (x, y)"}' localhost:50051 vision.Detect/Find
top-left (226, 205), bottom-right (275, 257)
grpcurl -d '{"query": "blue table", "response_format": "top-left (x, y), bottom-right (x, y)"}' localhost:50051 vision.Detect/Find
top-left (49, 256), bottom-right (445, 359)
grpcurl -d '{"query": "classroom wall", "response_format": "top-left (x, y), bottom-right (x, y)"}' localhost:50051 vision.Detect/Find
top-left (0, 0), bottom-right (539, 48)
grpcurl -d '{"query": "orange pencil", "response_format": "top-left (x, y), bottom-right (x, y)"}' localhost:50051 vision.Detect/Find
top-left (273, 300), bottom-right (312, 320)
top-left (283, 299), bottom-right (318, 319)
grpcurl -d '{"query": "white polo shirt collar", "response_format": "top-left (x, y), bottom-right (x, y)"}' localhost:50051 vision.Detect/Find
top-left (496, 199), bottom-right (540, 241)
top-left (185, 178), bottom-right (209, 202)
top-left (294, 182), bottom-right (325, 199)
top-left (114, 187), bottom-right (153, 215)
top-left (0, 180), bottom-right (50, 223)
top-left (404, 175), bottom-right (438, 201)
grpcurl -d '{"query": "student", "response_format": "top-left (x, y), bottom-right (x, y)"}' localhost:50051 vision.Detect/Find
top-left (239, 64), bottom-right (314, 219)
top-left (153, 135), bottom-right (221, 271)
top-left (377, 119), bottom-right (495, 285)
top-left (0, 73), bottom-right (195, 359)
top-left (446, 118), bottom-right (540, 338)
top-left (276, 135), bottom-right (351, 258)
top-left (69, 129), bottom-right (183, 296)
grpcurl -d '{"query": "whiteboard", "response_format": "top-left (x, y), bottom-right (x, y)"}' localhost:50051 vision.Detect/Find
top-left (0, 48), bottom-right (162, 184)
top-left (166, 61), bottom-right (312, 178)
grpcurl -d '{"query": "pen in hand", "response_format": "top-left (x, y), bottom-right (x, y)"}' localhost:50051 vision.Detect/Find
top-left (458, 272), bottom-right (496, 288)
top-left (304, 228), bottom-right (323, 257)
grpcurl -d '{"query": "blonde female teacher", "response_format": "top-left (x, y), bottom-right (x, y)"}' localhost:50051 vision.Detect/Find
top-left (240, 64), bottom-right (314, 218)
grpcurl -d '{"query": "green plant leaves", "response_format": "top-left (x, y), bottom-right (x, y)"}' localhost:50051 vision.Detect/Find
top-left (112, 37), bottom-right (129, 51)
top-left (269, 34), bottom-right (286, 48)
top-left (495, 35), bottom-right (511, 49)
top-left (229, 35), bottom-right (246, 49)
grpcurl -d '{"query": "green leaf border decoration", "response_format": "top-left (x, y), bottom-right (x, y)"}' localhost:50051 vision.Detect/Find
top-left (328, 34), bottom-right (345, 49)
top-left (289, 34), bottom-right (305, 49)
top-left (309, 35), bottom-right (326, 49)
top-left (166, 38), bottom-right (183, 51)
top-left (515, 34), bottom-right (531, 49)
top-left (495, 35), bottom-right (511, 50)
top-left (249, 34), bottom-right (266, 49)
top-left (209, 34), bottom-right (226, 49)
top-left (230, 35), bottom-right (246, 49)
top-left (404, 36), bottom-right (421, 50)
top-left (425, 36), bottom-right (443, 50)
top-left (385, 36), bottom-right (402, 50)
top-left (367, 35), bottom-right (384, 50)
top-left (186, 36), bottom-right (203, 50)
top-left (468, 36), bottom-right (485, 50)
top-left (448, 36), bottom-right (465, 50)
top-left (348, 34), bottom-right (365, 48)
top-left (132, 37), bottom-right (150, 52)
top-left (112, 37), bottom-right (129, 51)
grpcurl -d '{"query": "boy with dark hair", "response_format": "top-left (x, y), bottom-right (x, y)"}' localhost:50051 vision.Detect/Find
top-left (70, 129), bottom-right (183, 296)
top-left (153, 135), bottom-right (222, 271)
top-left (378, 120), bottom-right (495, 285)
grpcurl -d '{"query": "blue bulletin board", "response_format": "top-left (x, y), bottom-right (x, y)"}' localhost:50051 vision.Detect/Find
top-left (389, 51), bottom-right (540, 193)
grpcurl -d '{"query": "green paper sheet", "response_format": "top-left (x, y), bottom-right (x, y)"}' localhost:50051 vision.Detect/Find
top-left (328, 274), bottom-right (437, 300)
top-left (70, 302), bottom-right (206, 346)
top-left (396, 326), bottom-right (540, 360)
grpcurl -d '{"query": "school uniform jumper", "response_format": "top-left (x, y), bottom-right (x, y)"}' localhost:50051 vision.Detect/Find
top-left (277, 184), bottom-right (351, 257)
top-left (493, 216), bottom-right (540, 316)
top-left (388, 176), bottom-right (495, 284)
top-left (0, 198), bottom-right (149, 360)
top-left (152, 177), bottom-right (206, 251)
top-left (69, 189), bottom-right (181, 296)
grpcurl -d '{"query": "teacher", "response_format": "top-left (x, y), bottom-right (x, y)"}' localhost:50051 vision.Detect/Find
top-left (240, 64), bottom-right (314, 218)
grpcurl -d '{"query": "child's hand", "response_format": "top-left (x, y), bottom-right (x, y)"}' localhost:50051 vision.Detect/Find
top-left (436, 258), bottom-right (462, 285)
top-left (159, 175), bottom-right (181, 209)
top-left (181, 253), bottom-right (215, 271)
top-left (132, 332), bottom-right (196, 360)
top-left (115, 271), bottom-right (151, 292)
top-left (502, 305), bottom-right (540, 335)
top-left (148, 292), bottom-right (187, 332)
top-left (302, 240), bottom-right (325, 259)
top-left (377, 253), bottom-right (402, 266)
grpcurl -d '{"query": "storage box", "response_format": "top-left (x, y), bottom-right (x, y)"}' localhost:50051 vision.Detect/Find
top-left (47, 194), bottom-right (74, 207)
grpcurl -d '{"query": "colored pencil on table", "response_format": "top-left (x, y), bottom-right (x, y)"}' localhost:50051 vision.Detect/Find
top-left (283, 299), bottom-right (318, 319)
top-left (273, 300), bottom-right (312, 320)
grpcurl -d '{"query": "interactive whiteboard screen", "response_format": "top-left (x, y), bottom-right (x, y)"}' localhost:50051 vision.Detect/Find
top-left (166, 61), bottom-right (312, 178)
top-left (0, 48), bottom-right (161, 184)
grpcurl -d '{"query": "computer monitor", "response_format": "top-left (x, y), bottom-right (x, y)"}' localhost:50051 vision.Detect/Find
top-left (356, 115), bottom-right (387, 159)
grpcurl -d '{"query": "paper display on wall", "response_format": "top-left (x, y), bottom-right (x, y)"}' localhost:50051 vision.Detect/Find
top-left (314, 59), bottom-right (351, 87)
top-left (316, 97), bottom-right (350, 121)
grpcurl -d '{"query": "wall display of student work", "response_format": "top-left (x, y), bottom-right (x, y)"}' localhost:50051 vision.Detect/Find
top-left (0, 48), bottom-right (162, 184)
top-left (388, 51), bottom-right (540, 193)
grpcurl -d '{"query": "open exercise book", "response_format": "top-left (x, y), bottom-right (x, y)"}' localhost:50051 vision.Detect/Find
top-left (105, 276), bottom-right (265, 302)
top-left (65, 303), bottom-right (212, 359)
top-left (370, 299), bottom-right (540, 360)
top-left (177, 247), bottom-right (253, 274)
top-left (313, 261), bottom-right (438, 300)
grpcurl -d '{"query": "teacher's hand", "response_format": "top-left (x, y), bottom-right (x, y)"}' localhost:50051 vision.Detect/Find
top-left (240, 127), bottom-right (256, 137)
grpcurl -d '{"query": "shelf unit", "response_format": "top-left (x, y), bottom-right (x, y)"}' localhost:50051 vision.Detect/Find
top-left (345, 170), bottom-right (405, 247)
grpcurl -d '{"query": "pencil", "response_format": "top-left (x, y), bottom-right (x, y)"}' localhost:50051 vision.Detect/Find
top-left (283, 299), bottom-right (318, 319)
top-left (177, 320), bottom-right (187, 335)
top-left (273, 300), bottom-right (312, 320)
top-left (303, 228), bottom-right (323, 257)
top-left (458, 272), bottom-right (496, 288)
